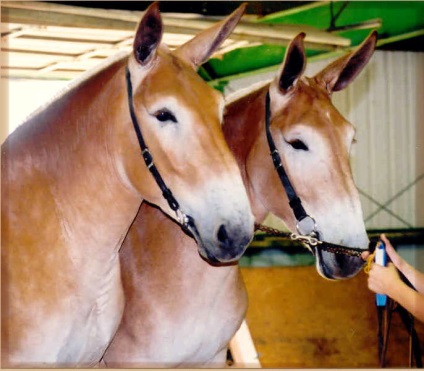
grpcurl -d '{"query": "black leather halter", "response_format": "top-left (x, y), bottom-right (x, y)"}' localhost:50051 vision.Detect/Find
top-left (263, 90), bottom-right (373, 256)
top-left (265, 91), bottom-right (318, 237)
top-left (125, 66), bottom-right (196, 234)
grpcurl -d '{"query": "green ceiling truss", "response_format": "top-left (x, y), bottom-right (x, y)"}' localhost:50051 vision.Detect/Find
top-left (201, 1), bottom-right (424, 91)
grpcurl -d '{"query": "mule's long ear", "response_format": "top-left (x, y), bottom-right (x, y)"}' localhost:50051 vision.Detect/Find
top-left (315, 31), bottom-right (377, 92)
top-left (174, 3), bottom-right (246, 69)
top-left (278, 32), bottom-right (306, 92)
top-left (133, 2), bottom-right (162, 66)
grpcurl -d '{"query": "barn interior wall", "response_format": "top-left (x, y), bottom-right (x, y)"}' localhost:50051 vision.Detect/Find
top-left (416, 53), bottom-right (424, 228)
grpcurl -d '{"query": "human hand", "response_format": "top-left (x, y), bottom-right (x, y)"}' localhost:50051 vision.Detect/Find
top-left (368, 262), bottom-right (402, 297)
top-left (380, 234), bottom-right (404, 271)
top-left (360, 233), bottom-right (394, 262)
top-left (361, 250), bottom-right (370, 261)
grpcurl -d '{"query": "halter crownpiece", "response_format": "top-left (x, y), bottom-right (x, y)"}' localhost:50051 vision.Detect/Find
top-left (125, 66), bottom-right (197, 235)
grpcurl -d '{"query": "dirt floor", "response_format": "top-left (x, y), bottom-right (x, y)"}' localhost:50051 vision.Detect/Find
top-left (240, 266), bottom-right (424, 368)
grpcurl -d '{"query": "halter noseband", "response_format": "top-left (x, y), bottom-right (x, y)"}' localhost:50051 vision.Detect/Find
top-left (263, 91), bottom-right (373, 256)
top-left (125, 66), bottom-right (197, 235)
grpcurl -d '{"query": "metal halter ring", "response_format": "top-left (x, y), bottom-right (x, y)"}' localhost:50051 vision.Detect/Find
top-left (296, 215), bottom-right (318, 237)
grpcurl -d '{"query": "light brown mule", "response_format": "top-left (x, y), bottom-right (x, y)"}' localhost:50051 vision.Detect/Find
top-left (103, 31), bottom-right (377, 368)
top-left (1, 3), bottom-right (253, 367)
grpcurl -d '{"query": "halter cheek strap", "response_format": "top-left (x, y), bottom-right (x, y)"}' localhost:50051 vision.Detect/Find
top-left (125, 66), bottom-right (197, 234)
top-left (265, 91), bottom-right (317, 236)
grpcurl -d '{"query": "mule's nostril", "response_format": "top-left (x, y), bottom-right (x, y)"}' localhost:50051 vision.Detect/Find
top-left (212, 223), bottom-right (252, 262)
top-left (217, 224), bottom-right (230, 245)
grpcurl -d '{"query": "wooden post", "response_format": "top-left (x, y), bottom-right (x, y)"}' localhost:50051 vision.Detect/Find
top-left (229, 320), bottom-right (261, 368)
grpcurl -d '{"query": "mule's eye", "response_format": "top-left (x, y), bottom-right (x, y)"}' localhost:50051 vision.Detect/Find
top-left (287, 139), bottom-right (309, 151)
top-left (154, 109), bottom-right (177, 123)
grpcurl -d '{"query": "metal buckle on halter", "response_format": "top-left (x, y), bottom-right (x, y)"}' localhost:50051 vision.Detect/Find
top-left (270, 149), bottom-right (282, 168)
top-left (142, 148), bottom-right (154, 169)
top-left (175, 208), bottom-right (189, 228)
top-left (296, 215), bottom-right (317, 237)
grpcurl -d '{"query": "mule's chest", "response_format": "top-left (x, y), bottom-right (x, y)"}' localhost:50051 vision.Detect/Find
top-left (67, 261), bottom-right (124, 365)
top-left (138, 269), bottom-right (247, 367)
top-left (7, 259), bottom-right (124, 367)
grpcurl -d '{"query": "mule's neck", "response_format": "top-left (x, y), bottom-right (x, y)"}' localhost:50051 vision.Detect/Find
top-left (223, 85), bottom-right (270, 221)
top-left (3, 57), bottom-right (141, 257)
top-left (223, 86), bottom-right (267, 173)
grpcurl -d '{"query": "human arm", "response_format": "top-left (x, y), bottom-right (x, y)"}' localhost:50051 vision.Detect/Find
top-left (380, 234), bottom-right (424, 294)
top-left (368, 263), bottom-right (424, 323)
top-left (390, 281), bottom-right (424, 324)
top-left (368, 234), bottom-right (424, 323)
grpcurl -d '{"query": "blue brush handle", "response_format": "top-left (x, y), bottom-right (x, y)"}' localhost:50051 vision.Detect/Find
top-left (375, 241), bottom-right (387, 307)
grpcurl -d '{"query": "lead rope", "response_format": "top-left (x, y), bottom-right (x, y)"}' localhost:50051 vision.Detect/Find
top-left (362, 248), bottom-right (391, 367)
top-left (254, 223), bottom-right (368, 258)
top-left (363, 249), bottom-right (377, 274)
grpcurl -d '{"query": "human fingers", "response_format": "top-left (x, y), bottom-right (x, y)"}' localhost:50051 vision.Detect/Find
top-left (368, 266), bottom-right (385, 294)
top-left (380, 234), bottom-right (402, 267)
top-left (361, 250), bottom-right (370, 261)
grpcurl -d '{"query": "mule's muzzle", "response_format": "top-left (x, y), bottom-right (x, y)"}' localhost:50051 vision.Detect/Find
top-left (195, 222), bottom-right (253, 264)
top-left (316, 248), bottom-right (366, 280)
top-left (216, 223), bottom-right (253, 261)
